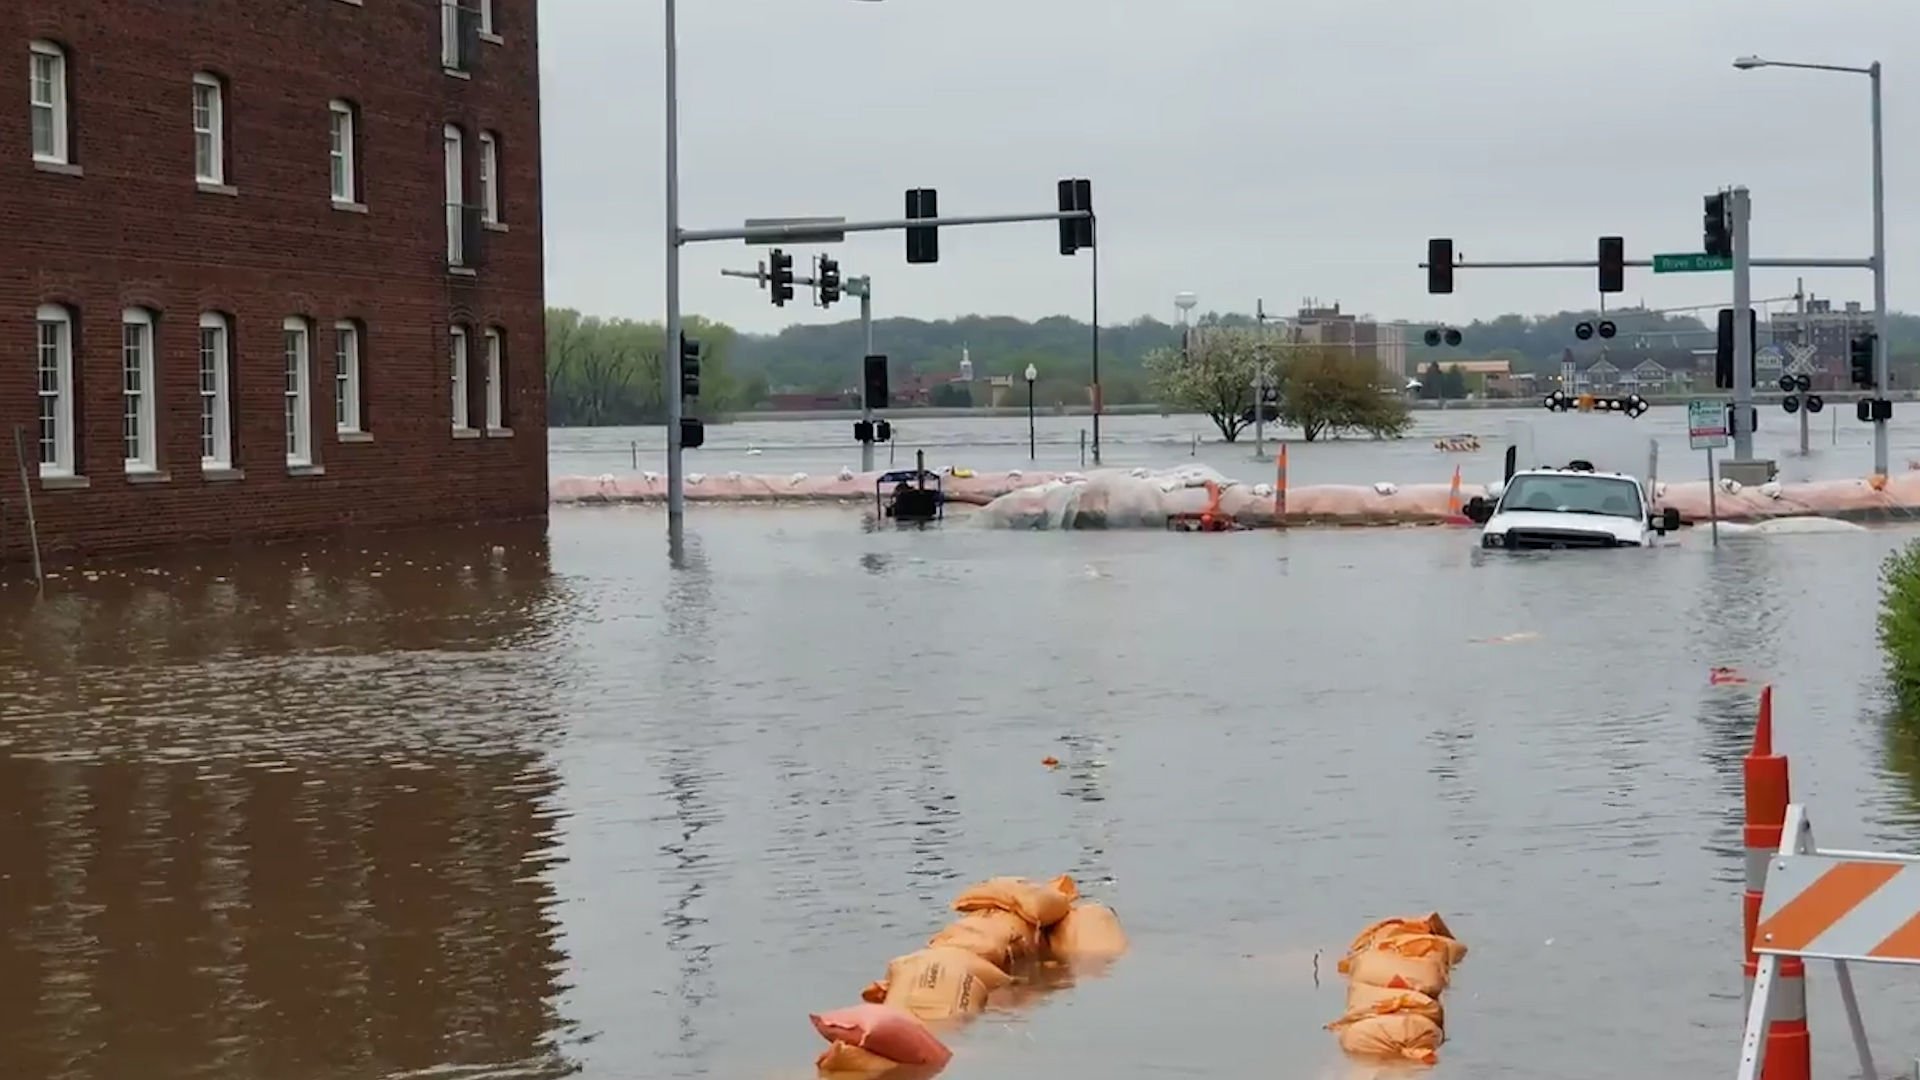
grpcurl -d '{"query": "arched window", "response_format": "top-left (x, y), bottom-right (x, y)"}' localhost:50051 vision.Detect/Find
top-left (122, 307), bottom-right (158, 472)
top-left (35, 303), bottom-right (76, 476)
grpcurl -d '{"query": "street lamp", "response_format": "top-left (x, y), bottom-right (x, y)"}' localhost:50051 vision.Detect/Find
top-left (1733, 53), bottom-right (1887, 476)
top-left (1024, 363), bottom-right (1038, 460)
top-left (663, 0), bottom-right (885, 545)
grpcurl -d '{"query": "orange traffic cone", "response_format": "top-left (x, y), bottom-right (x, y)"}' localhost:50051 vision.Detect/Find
top-left (1444, 466), bottom-right (1470, 526)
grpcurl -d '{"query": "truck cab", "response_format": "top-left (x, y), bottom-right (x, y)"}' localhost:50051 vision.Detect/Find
top-left (1465, 464), bottom-right (1681, 549)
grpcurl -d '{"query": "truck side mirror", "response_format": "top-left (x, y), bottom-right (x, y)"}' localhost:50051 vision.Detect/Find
top-left (1463, 496), bottom-right (1495, 524)
top-left (1661, 506), bottom-right (1682, 531)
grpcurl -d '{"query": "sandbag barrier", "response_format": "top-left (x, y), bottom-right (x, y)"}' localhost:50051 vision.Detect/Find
top-left (1326, 913), bottom-right (1468, 1067)
top-left (554, 467), bottom-right (1920, 528)
top-left (809, 874), bottom-right (1128, 1076)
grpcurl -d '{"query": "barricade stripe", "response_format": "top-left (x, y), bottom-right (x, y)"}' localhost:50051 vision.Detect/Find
top-left (1868, 907), bottom-right (1920, 961)
top-left (1756, 861), bottom-right (1902, 952)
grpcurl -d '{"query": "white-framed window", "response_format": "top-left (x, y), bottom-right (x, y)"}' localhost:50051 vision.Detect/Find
top-left (30, 40), bottom-right (69, 164)
top-left (484, 328), bottom-right (503, 429)
top-left (444, 124), bottom-right (464, 265)
top-left (334, 320), bottom-right (362, 433)
top-left (441, 1), bottom-right (461, 68)
top-left (328, 99), bottom-right (356, 203)
top-left (284, 317), bottom-right (313, 465)
top-left (192, 73), bottom-right (224, 184)
top-left (35, 304), bottom-right (75, 477)
top-left (450, 325), bottom-right (470, 429)
top-left (478, 131), bottom-right (499, 223)
top-left (199, 312), bottom-right (232, 468)
top-left (479, 0), bottom-right (494, 35)
top-left (122, 308), bottom-right (158, 472)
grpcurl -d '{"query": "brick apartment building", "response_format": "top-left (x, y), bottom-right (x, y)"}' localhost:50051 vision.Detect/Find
top-left (2, 0), bottom-right (546, 565)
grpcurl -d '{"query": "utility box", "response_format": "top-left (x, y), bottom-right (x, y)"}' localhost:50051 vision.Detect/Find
top-left (1719, 459), bottom-right (1778, 486)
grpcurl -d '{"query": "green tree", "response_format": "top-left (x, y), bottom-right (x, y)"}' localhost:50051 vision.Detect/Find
top-left (544, 309), bottom-right (756, 426)
top-left (1142, 328), bottom-right (1268, 442)
top-left (1441, 364), bottom-right (1469, 400)
top-left (1276, 346), bottom-right (1412, 442)
top-left (1420, 360), bottom-right (1445, 400)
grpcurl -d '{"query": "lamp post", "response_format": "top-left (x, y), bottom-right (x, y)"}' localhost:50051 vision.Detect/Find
top-left (1732, 54), bottom-right (1887, 477)
top-left (662, 0), bottom-right (885, 546)
top-left (1024, 363), bottom-right (1038, 461)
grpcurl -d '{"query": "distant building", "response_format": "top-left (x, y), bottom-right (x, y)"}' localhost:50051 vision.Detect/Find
top-left (1765, 298), bottom-right (1870, 391)
top-left (1265, 300), bottom-right (1408, 384)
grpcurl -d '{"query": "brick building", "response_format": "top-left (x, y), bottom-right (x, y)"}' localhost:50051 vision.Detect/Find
top-left (3, 0), bottom-right (546, 565)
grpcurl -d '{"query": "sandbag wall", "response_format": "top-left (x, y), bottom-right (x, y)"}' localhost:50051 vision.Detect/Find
top-left (809, 874), bottom-right (1128, 1076)
top-left (1324, 913), bottom-right (1468, 1067)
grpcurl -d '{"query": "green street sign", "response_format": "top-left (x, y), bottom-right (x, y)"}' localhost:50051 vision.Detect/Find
top-left (1654, 252), bottom-right (1732, 274)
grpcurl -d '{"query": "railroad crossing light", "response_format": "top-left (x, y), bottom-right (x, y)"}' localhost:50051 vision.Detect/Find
top-left (1444, 328), bottom-right (1462, 347)
top-left (679, 332), bottom-right (701, 399)
top-left (1057, 178), bottom-right (1094, 255)
top-left (1575, 322), bottom-right (1593, 341)
top-left (1850, 333), bottom-right (1876, 389)
top-left (1782, 394), bottom-right (1800, 415)
top-left (1597, 320), bottom-right (1615, 339)
top-left (1423, 327), bottom-right (1463, 347)
top-left (905, 188), bottom-right (939, 264)
top-left (817, 256), bottom-right (841, 307)
top-left (1597, 236), bottom-right (1624, 294)
top-left (1805, 394), bottom-right (1825, 414)
top-left (1426, 238), bottom-right (1454, 295)
top-left (1704, 192), bottom-right (1732, 258)
top-left (769, 249), bottom-right (795, 306)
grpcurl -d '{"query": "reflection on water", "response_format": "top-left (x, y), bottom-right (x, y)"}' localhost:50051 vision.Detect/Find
top-left (0, 525), bottom-right (574, 1080)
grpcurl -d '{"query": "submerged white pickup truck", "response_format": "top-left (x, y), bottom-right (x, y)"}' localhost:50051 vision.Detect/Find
top-left (1461, 417), bottom-right (1683, 550)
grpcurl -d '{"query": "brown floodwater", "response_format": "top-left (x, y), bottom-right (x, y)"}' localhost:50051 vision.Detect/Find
top-left (7, 507), bottom-right (1920, 1079)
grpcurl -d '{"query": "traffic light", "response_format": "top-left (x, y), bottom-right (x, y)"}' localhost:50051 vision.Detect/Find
top-left (1704, 192), bottom-right (1731, 258)
top-left (1850, 333), bottom-right (1876, 389)
top-left (863, 354), bottom-right (890, 409)
top-left (1057, 178), bottom-right (1094, 256)
top-left (905, 188), bottom-right (938, 264)
top-left (817, 256), bottom-right (841, 307)
top-left (1713, 307), bottom-right (1758, 390)
top-left (1597, 236), bottom-right (1624, 294)
top-left (769, 249), bottom-right (795, 306)
top-left (679, 332), bottom-right (701, 399)
top-left (1421, 327), bottom-right (1463, 347)
top-left (1427, 238), bottom-right (1454, 295)
top-left (680, 416), bottom-right (705, 450)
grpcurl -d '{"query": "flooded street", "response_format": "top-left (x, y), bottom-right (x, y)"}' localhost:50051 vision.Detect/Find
top-left (8, 507), bottom-right (1920, 1078)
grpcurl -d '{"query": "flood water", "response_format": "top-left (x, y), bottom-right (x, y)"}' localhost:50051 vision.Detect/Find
top-left (8, 505), bottom-right (1920, 1079)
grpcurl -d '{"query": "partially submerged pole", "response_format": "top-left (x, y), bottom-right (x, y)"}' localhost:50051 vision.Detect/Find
top-left (11, 426), bottom-right (44, 588)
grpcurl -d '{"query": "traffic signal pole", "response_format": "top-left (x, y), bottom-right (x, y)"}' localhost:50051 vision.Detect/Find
top-left (1731, 186), bottom-right (1755, 461)
top-left (720, 265), bottom-right (879, 473)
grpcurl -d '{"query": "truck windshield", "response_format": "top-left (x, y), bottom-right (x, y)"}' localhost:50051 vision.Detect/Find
top-left (1498, 474), bottom-right (1643, 518)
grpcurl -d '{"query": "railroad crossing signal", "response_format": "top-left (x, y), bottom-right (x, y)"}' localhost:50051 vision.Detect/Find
top-left (1422, 326), bottom-right (1463, 347)
top-left (1574, 320), bottom-right (1616, 341)
top-left (905, 188), bottom-right (938, 264)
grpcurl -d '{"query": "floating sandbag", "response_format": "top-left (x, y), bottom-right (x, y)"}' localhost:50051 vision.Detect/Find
top-left (927, 909), bottom-right (1042, 971)
top-left (1337, 980), bottom-right (1444, 1027)
top-left (1346, 945), bottom-right (1449, 997)
top-left (1333, 1013), bottom-right (1444, 1065)
top-left (951, 875), bottom-right (1074, 928)
top-left (1045, 901), bottom-right (1128, 959)
top-left (1338, 913), bottom-right (1458, 973)
top-left (817, 1042), bottom-right (924, 1077)
top-left (810, 1004), bottom-right (952, 1069)
top-left (860, 947), bottom-right (1010, 1022)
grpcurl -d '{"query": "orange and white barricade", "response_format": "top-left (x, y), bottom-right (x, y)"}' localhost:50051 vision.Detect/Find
top-left (1738, 798), bottom-right (1916, 1080)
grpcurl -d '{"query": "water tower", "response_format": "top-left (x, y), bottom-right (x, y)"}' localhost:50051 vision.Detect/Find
top-left (1174, 292), bottom-right (1198, 326)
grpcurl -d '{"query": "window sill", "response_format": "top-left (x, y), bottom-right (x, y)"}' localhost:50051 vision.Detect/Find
top-left (39, 474), bottom-right (90, 491)
top-left (287, 462), bottom-right (326, 478)
top-left (442, 66), bottom-right (473, 80)
top-left (486, 427), bottom-right (514, 438)
top-left (338, 430), bottom-right (374, 443)
top-left (202, 466), bottom-right (245, 482)
top-left (126, 468), bottom-right (171, 485)
top-left (447, 265), bottom-right (478, 278)
top-left (484, 220), bottom-right (509, 233)
top-left (34, 159), bottom-right (83, 177)
top-left (331, 199), bottom-right (368, 214)
top-left (334, 0), bottom-right (364, 5)
top-left (480, 31), bottom-right (505, 44)
top-left (197, 181), bottom-right (238, 197)
top-left (453, 427), bottom-right (481, 440)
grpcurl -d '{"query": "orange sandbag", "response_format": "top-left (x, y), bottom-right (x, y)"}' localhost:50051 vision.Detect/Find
top-left (1045, 901), bottom-right (1128, 959)
top-left (1338, 913), bottom-right (1458, 973)
top-left (810, 1004), bottom-right (952, 1068)
top-left (1346, 947), bottom-right (1449, 997)
top-left (928, 909), bottom-right (1042, 970)
top-left (863, 947), bottom-right (1008, 1021)
top-left (1335, 1012), bottom-right (1443, 1065)
top-left (1376, 932), bottom-right (1467, 967)
top-left (1336, 979), bottom-right (1444, 1027)
top-left (817, 1042), bottom-right (917, 1076)
top-left (951, 876), bottom-right (1074, 928)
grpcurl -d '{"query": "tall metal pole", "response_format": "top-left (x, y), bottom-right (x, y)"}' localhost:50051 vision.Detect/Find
top-left (1869, 61), bottom-right (1889, 477)
top-left (1027, 377), bottom-right (1036, 460)
top-left (1731, 186), bottom-right (1754, 462)
top-left (662, 0), bottom-right (685, 542)
top-left (859, 281), bottom-right (874, 473)
top-left (1089, 239), bottom-right (1101, 465)
top-left (1796, 278), bottom-right (1809, 457)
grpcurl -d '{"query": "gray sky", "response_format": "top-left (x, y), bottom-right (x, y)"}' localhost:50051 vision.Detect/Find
top-left (538, 0), bottom-right (1918, 335)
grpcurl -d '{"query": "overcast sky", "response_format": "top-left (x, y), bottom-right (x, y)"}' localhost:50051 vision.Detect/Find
top-left (537, 0), bottom-right (1918, 335)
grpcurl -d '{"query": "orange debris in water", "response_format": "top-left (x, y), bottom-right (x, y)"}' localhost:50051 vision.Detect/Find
top-left (1710, 666), bottom-right (1748, 685)
top-left (1330, 914), bottom-right (1465, 1067)
top-left (1041, 756), bottom-right (1060, 768)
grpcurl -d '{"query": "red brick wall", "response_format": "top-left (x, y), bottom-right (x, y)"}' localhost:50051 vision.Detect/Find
top-left (1, 0), bottom-right (547, 565)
